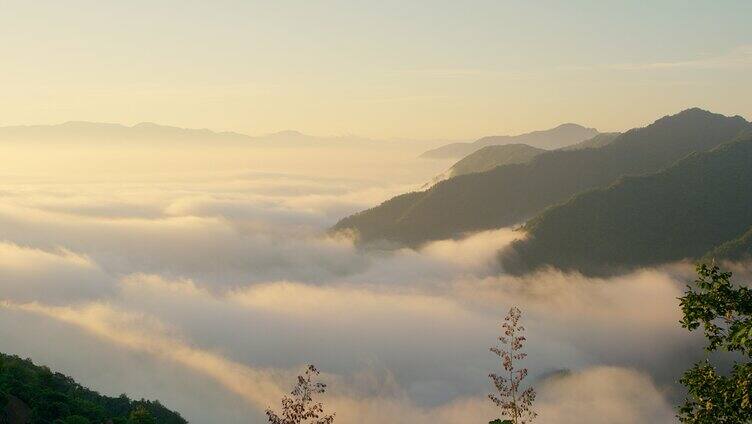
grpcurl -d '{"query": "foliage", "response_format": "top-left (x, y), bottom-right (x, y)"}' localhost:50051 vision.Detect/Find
top-left (334, 108), bottom-right (751, 247)
top-left (129, 405), bottom-right (158, 424)
top-left (677, 264), bottom-right (752, 423)
top-left (0, 352), bottom-right (186, 424)
top-left (266, 365), bottom-right (335, 424)
top-left (489, 307), bottom-right (536, 424)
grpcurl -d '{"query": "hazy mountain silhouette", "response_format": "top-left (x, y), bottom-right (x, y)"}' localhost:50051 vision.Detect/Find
top-left (501, 134), bottom-right (752, 276)
top-left (0, 121), bottom-right (252, 145)
top-left (420, 123), bottom-right (598, 159)
top-left (0, 121), bottom-right (407, 149)
top-left (447, 144), bottom-right (545, 176)
top-left (425, 132), bottom-right (622, 188)
top-left (423, 144), bottom-right (546, 188)
top-left (333, 109), bottom-right (751, 247)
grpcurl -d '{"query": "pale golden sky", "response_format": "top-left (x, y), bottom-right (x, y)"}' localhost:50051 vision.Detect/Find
top-left (1, 0), bottom-right (750, 139)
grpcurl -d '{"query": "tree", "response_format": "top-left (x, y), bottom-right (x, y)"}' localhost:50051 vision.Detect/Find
top-left (266, 365), bottom-right (335, 424)
top-left (128, 406), bottom-right (157, 424)
top-left (489, 306), bottom-right (536, 424)
top-left (678, 264), bottom-right (752, 423)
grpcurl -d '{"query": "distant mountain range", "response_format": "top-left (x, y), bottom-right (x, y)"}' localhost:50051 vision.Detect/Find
top-left (0, 352), bottom-right (185, 423)
top-left (419, 123), bottom-right (599, 159)
top-left (0, 121), bottom-right (440, 150)
top-left (332, 109), bottom-right (752, 255)
top-left (0, 121), bottom-right (253, 145)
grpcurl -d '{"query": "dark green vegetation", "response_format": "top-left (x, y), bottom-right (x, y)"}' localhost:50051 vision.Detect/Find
top-left (334, 109), bottom-right (751, 248)
top-left (419, 123), bottom-right (598, 159)
top-left (446, 144), bottom-right (545, 177)
top-left (678, 265), bottom-right (752, 423)
top-left (0, 353), bottom-right (186, 424)
top-left (501, 134), bottom-right (752, 276)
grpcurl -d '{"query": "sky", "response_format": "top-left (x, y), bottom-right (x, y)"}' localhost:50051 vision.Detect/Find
top-left (1, 0), bottom-right (750, 139)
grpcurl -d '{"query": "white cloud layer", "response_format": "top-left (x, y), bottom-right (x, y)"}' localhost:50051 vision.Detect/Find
top-left (0, 143), bottom-right (708, 423)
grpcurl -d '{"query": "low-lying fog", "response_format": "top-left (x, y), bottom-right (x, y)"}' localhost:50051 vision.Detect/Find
top-left (0, 139), bottom-right (710, 423)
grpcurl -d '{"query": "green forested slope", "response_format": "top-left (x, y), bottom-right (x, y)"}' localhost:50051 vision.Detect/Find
top-left (333, 109), bottom-right (751, 247)
top-left (0, 353), bottom-right (186, 424)
top-left (501, 136), bottom-right (752, 276)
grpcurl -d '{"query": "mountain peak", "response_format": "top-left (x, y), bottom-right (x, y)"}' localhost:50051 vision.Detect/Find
top-left (650, 108), bottom-right (749, 130)
top-left (554, 123), bottom-right (591, 130)
top-left (673, 107), bottom-right (717, 119)
top-left (679, 106), bottom-right (712, 114)
top-left (267, 130), bottom-right (306, 137)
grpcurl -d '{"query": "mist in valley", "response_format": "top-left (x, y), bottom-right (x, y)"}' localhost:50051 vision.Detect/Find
top-left (0, 135), bottom-right (717, 423)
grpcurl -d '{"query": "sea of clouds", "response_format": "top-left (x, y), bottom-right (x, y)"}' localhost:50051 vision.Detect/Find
top-left (0, 142), bottom-right (721, 423)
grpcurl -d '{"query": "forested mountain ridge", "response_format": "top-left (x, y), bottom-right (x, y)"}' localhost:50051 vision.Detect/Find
top-left (501, 135), bottom-right (752, 276)
top-left (333, 108), bottom-right (751, 247)
top-left (0, 353), bottom-right (186, 424)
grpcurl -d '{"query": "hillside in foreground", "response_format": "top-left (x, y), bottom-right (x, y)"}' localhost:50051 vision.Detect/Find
top-left (0, 353), bottom-right (186, 424)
